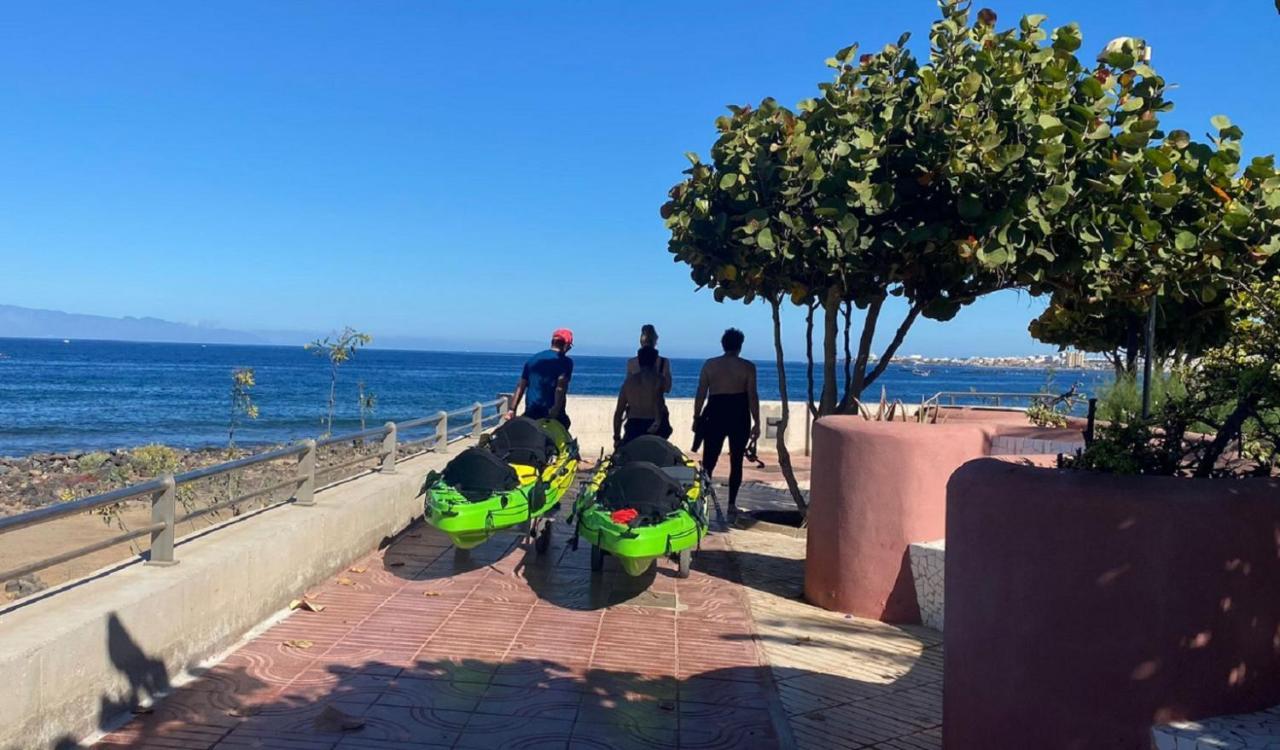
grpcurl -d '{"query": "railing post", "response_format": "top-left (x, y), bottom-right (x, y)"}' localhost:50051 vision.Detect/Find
top-left (472, 402), bottom-right (483, 438)
top-left (435, 411), bottom-right (448, 450)
top-left (147, 474), bottom-right (178, 566)
top-left (296, 439), bottom-right (316, 506)
top-left (381, 422), bottom-right (397, 474)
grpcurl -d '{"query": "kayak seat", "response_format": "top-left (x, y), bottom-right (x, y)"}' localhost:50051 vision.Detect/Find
top-left (616, 435), bottom-right (685, 468)
top-left (490, 417), bottom-right (557, 467)
top-left (443, 447), bottom-right (521, 502)
top-left (599, 461), bottom-right (686, 523)
top-left (661, 465), bottom-right (700, 491)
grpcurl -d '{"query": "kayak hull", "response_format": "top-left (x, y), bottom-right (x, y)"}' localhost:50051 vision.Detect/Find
top-left (574, 452), bottom-right (708, 577)
top-left (425, 420), bottom-right (579, 549)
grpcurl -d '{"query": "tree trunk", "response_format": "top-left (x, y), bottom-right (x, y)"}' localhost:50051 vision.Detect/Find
top-left (841, 301), bottom-right (853, 406)
top-left (770, 297), bottom-right (808, 515)
top-left (1195, 395), bottom-right (1260, 478)
top-left (1124, 314), bottom-right (1141, 376)
top-left (862, 304), bottom-right (923, 392)
top-left (845, 297), bottom-right (884, 409)
top-left (819, 293), bottom-right (839, 415)
top-left (805, 302), bottom-right (818, 418)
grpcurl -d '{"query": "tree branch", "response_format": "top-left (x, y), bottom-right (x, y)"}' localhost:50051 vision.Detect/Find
top-left (863, 303), bottom-right (923, 391)
top-left (845, 297), bottom-right (884, 406)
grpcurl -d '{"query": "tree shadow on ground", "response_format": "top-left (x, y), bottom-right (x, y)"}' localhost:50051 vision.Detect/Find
top-left (83, 653), bottom-right (806, 749)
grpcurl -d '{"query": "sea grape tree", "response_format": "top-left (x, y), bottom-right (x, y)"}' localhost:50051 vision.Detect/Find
top-left (662, 2), bottom-right (1157, 507)
top-left (1030, 109), bottom-right (1280, 372)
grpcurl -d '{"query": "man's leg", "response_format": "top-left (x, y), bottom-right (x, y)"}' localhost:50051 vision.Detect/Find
top-left (727, 430), bottom-right (749, 508)
top-left (702, 432), bottom-right (726, 479)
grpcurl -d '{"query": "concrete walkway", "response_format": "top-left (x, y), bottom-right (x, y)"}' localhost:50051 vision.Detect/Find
top-left (92, 479), bottom-right (939, 750)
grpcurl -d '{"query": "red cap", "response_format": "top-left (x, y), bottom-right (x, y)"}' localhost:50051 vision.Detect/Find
top-left (552, 328), bottom-right (574, 347)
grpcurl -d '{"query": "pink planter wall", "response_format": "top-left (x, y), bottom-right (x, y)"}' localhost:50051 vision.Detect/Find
top-left (944, 458), bottom-right (1280, 749)
top-left (804, 411), bottom-right (1081, 622)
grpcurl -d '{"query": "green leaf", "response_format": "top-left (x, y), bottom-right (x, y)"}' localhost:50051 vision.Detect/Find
top-left (757, 227), bottom-right (775, 250)
top-left (719, 173), bottom-right (738, 189)
top-left (1144, 149), bottom-right (1173, 172)
top-left (684, 152), bottom-right (700, 165)
top-left (991, 144), bottom-right (1026, 171)
top-left (1045, 185), bottom-right (1070, 211)
top-left (1210, 114), bottom-right (1232, 132)
top-left (1174, 230), bottom-right (1197, 251)
top-left (978, 246), bottom-right (1010, 266)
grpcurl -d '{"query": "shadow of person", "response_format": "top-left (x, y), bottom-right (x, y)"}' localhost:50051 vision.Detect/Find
top-left (99, 613), bottom-right (172, 720)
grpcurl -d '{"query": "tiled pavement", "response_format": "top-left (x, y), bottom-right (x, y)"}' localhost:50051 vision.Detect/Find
top-left (91, 477), bottom-right (941, 750)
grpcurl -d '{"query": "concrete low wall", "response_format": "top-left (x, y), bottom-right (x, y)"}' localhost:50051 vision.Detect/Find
top-left (803, 409), bottom-right (1083, 622)
top-left (0, 446), bottom-right (463, 750)
top-left (564, 395), bottom-right (808, 460)
top-left (945, 458), bottom-right (1280, 749)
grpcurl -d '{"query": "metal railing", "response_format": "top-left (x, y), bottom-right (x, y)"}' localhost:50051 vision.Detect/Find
top-left (926, 390), bottom-right (1089, 411)
top-left (0, 397), bottom-right (509, 586)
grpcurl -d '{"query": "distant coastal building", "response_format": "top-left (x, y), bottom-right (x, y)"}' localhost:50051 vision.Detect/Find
top-left (1059, 349), bottom-right (1087, 368)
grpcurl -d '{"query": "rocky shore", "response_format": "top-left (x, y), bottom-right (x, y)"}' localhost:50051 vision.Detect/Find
top-left (1, 445), bottom-right (267, 518)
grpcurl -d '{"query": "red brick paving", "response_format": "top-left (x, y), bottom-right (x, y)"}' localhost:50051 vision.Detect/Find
top-left (93, 504), bottom-right (786, 750)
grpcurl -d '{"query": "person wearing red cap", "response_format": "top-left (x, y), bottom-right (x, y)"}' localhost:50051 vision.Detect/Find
top-left (506, 328), bottom-right (574, 429)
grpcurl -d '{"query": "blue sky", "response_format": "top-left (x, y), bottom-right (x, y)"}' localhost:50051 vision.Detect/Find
top-left (0, 1), bottom-right (1276, 359)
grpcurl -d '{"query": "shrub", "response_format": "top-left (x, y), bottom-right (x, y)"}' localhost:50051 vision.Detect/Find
top-left (76, 451), bottom-right (110, 473)
top-left (130, 444), bottom-right (180, 477)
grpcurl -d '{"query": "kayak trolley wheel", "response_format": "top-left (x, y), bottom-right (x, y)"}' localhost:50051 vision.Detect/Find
top-left (676, 549), bottom-right (692, 579)
top-left (535, 519), bottom-right (552, 555)
top-left (590, 544), bottom-right (605, 572)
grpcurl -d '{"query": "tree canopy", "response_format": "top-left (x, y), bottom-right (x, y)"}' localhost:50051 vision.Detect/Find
top-left (662, 1), bottom-right (1280, 501)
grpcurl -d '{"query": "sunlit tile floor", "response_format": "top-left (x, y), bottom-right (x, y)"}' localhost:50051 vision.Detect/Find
top-left (91, 479), bottom-right (940, 750)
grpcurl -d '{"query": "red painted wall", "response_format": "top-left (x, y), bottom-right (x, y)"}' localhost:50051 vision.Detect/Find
top-left (945, 458), bottom-right (1280, 749)
top-left (804, 412), bottom-right (1078, 621)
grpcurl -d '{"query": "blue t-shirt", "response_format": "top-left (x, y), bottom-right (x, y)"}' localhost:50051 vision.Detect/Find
top-left (521, 349), bottom-right (573, 415)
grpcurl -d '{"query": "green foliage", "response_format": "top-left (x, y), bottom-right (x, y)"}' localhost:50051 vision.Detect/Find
top-left (1067, 275), bottom-right (1280, 478)
top-left (1026, 402), bottom-right (1069, 428)
top-left (130, 444), bottom-right (179, 478)
top-left (228, 367), bottom-right (259, 453)
top-left (357, 380), bottom-right (377, 432)
top-left (1095, 371), bottom-right (1187, 424)
top-left (306, 327), bottom-right (372, 436)
top-left (76, 451), bottom-right (110, 473)
top-left (1029, 96), bottom-right (1280, 363)
top-left (661, 3), bottom-right (1207, 415)
top-left (1065, 420), bottom-right (1183, 475)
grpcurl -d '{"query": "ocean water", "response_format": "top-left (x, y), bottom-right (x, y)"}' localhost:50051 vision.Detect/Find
top-left (0, 338), bottom-right (1110, 457)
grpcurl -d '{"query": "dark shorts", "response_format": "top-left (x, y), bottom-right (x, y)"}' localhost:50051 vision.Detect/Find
top-left (621, 418), bottom-right (656, 445)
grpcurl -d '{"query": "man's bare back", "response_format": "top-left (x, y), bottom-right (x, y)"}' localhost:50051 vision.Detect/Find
top-left (699, 354), bottom-right (755, 395)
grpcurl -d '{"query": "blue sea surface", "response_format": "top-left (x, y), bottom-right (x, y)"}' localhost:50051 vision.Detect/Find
top-left (0, 338), bottom-right (1110, 456)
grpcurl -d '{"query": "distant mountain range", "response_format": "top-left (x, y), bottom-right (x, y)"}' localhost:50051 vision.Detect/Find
top-left (0, 304), bottom-right (541, 353)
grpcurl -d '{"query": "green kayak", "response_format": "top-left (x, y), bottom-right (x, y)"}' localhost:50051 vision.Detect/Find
top-left (573, 436), bottom-right (710, 578)
top-left (422, 417), bottom-right (579, 551)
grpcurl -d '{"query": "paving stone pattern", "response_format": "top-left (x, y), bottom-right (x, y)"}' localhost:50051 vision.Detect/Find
top-left (1152, 705), bottom-right (1280, 750)
top-left (90, 477), bottom-right (942, 750)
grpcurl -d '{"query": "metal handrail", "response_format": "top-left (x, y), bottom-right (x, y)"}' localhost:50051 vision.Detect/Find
top-left (0, 396), bottom-right (510, 587)
top-left (0, 478), bottom-right (168, 535)
top-left (173, 443), bottom-right (308, 484)
top-left (927, 390), bottom-right (1089, 409)
top-left (316, 425), bottom-right (389, 448)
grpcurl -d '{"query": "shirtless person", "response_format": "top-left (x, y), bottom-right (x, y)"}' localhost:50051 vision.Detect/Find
top-left (612, 346), bottom-right (665, 446)
top-left (693, 328), bottom-right (760, 516)
top-left (625, 324), bottom-right (672, 394)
